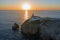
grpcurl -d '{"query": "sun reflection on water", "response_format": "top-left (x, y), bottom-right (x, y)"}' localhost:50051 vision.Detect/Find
top-left (25, 10), bottom-right (28, 20)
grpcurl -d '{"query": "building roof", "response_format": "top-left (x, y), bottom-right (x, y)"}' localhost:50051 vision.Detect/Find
top-left (29, 13), bottom-right (41, 22)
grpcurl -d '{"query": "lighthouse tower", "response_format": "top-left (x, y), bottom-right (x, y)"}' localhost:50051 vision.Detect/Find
top-left (31, 13), bottom-right (34, 17)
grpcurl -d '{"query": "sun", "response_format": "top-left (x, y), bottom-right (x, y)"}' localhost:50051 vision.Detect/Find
top-left (22, 3), bottom-right (30, 10)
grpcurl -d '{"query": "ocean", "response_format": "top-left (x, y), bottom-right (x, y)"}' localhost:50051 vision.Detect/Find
top-left (0, 10), bottom-right (60, 40)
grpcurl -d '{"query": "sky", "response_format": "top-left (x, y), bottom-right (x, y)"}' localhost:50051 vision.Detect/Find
top-left (0, 0), bottom-right (60, 10)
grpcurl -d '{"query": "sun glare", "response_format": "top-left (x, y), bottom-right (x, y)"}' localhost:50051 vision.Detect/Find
top-left (22, 3), bottom-right (30, 10)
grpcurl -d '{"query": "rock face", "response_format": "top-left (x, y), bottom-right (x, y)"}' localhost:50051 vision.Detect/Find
top-left (40, 18), bottom-right (60, 40)
top-left (12, 23), bottom-right (19, 31)
top-left (21, 14), bottom-right (42, 37)
top-left (21, 14), bottom-right (60, 40)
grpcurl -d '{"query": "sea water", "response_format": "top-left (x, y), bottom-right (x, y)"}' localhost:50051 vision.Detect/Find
top-left (0, 10), bottom-right (60, 40)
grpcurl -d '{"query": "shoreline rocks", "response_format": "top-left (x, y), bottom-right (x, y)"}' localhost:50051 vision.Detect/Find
top-left (21, 14), bottom-right (60, 40)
